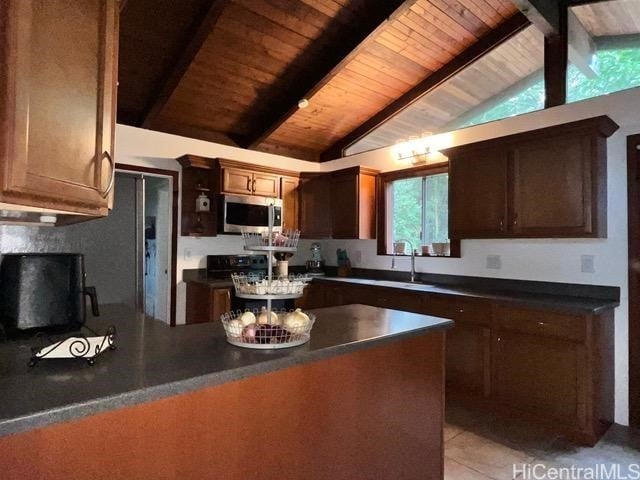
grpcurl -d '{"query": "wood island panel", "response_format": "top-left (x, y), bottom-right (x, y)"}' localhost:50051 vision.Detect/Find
top-left (0, 332), bottom-right (445, 480)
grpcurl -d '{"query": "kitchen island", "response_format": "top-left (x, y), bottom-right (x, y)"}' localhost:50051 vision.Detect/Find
top-left (0, 304), bottom-right (452, 480)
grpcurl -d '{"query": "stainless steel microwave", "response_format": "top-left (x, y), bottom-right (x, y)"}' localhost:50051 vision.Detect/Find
top-left (220, 194), bottom-right (282, 233)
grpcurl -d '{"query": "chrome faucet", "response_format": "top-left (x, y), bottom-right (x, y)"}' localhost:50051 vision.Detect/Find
top-left (391, 238), bottom-right (416, 282)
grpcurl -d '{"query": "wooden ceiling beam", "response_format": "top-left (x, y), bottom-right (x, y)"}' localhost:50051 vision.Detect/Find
top-left (150, 120), bottom-right (239, 147)
top-left (236, 0), bottom-right (416, 150)
top-left (140, 0), bottom-right (231, 129)
top-left (321, 12), bottom-right (531, 161)
top-left (543, 3), bottom-right (568, 108)
top-left (567, 0), bottom-right (611, 5)
top-left (567, 8), bottom-right (597, 78)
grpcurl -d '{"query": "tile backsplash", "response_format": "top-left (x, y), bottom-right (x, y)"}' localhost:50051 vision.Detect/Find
top-left (0, 225), bottom-right (81, 257)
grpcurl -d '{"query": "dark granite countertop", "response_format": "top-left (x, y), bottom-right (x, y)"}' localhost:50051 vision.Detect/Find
top-left (314, 277), bottom-right (619, 314)
top-left (0, 304), bottom-right (451, 437)
top-left (183, 267), bottom-right (619, 314)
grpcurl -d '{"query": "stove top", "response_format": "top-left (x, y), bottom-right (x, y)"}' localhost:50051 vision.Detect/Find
top-left (206, 254), bottom-right (268, 279)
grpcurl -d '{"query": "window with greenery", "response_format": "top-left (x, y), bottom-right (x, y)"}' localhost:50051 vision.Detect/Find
top-left (568, 47), bottom-right (640, 103)
top-left (456, 76), bottom-right (545, 129)
top-left (386, 172), bottom-right (449, 255)
top-left (457, 46), bottom-right (640, 128)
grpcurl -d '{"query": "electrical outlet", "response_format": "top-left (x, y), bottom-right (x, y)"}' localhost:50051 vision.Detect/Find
top-left (184, 248), bottom-right (192, 261)
top-left (486, 255), bottom-right (501, 270)
top-left (581, 255), bottom-right (595, 273)
top-left (352, 250), bottom-right (362, 265)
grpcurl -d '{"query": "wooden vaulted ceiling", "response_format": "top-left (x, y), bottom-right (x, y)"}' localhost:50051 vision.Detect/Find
top-left (118, 0), bottom-right (527, 161)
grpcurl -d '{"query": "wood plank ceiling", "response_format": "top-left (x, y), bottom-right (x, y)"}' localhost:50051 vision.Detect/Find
top-left (348, 24), bottom-right (544, 154)
top-left (572, 0), bottom-right (640, 36)
top-left (118, 0), bottom-right (524, 161)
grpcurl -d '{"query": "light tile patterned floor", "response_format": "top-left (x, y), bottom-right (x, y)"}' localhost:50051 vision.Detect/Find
top-left (444, 405), bottom-right (640, 480)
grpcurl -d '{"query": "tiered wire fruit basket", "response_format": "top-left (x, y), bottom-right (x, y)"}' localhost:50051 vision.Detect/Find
top-left (220, 207), bottom-right (316, 349)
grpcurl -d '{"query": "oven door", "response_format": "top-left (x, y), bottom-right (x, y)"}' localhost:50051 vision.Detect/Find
top-left (222, 195), bottom-right (282, 233)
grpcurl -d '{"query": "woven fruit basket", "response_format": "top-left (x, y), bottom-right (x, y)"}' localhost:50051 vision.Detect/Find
top-left (221, 308), bottom-right (316, 349)
top-left (242, 229), bottom-right (300, 250)
top-left (231, 273), bottom-right (311, 296)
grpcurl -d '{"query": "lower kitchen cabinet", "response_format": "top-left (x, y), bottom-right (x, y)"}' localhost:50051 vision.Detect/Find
top-left (493, 330), bottom-right (585, 427)
top-left (295, 283), bottom-right (326, 309)
top-left (446, 322), bottom-right (491, 398)
top-left (305, 280), bottom-right (614, 445)
top-left (491, 305), bottom-right (613, 445)
top-left (423, 294), bottom-right (492, 398)
top-left (185, 283), bottom-right (231, 324)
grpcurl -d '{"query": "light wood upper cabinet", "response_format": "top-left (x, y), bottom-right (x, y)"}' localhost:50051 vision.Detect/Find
top-left (446, 116), bottom-right (618, 239)
top-left (252, 172), bottom-right (279, 197)
top-left (222, 168), bottom-right (253, 195)
top-left (280, 176), bottom-right (299, 230)
top-left (0, 0), bottom-right (119, 216)
top-left (221, 167), bottom-right (279, 197)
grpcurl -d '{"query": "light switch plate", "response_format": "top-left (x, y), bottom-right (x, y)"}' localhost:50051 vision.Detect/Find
top-left (486, 255), bottom-right (501, 270)
top-left (581, 254), bottom-right (595, 273)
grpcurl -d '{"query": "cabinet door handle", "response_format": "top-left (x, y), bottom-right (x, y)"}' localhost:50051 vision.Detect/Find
top-left (246, 178), bottom-right (251, 192)
top-left (252, 179), bottom-right (256, 192)
top-left (498, 217), bottom-right (504, 232)
top-left (537, 321), bottom-right (545, 327)
top-left (100, 151), bottom-right (115, 198)
top-left (513, 213), bottom-right (518, 227)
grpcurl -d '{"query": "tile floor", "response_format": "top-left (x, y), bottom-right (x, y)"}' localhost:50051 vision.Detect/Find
top-left (444, 404), bottom-right (640, 480)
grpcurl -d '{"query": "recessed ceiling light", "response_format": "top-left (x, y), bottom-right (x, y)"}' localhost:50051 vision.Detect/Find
top-left (298, 98), bottom-right (309, 109)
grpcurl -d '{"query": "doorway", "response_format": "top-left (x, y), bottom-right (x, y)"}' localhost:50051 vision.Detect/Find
top-left (116, 164), bottom-right (178, 325)
top-left (143, 176), bottom-right (171, 322)
top-left (627, 134), bottom-right (640, 428)
top-left (68, 169), bottom-right (175, 324)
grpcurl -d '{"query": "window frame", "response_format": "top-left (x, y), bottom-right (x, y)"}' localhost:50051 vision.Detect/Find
top-left (376, 162), bottom-right (460, 257)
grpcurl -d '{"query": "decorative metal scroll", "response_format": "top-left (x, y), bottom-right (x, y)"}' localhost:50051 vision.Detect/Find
top-left (29, 325), bottom-right (116, 367)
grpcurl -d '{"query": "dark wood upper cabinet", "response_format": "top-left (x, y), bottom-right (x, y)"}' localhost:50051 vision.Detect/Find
top-left (0, 0), bottom-right (118, 216)
top-left (449, 147), bottom-right (509, 238)
top-left (175, 156), bottom-right (377, 239)
top-left (330, 166), bottom-right (378, 239)
top-left (176, 156), bottom-right (298, 236)
top-left (299, 173), bottom-right (332, 239)
top-left (511, 135), bottom-right (596, 236)
top-left (281, 176), bottom-right (299, 231)
top-left (445, 116), bottom-right (618, 239)
top-left (177, 156), bottom-right (217, 237)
